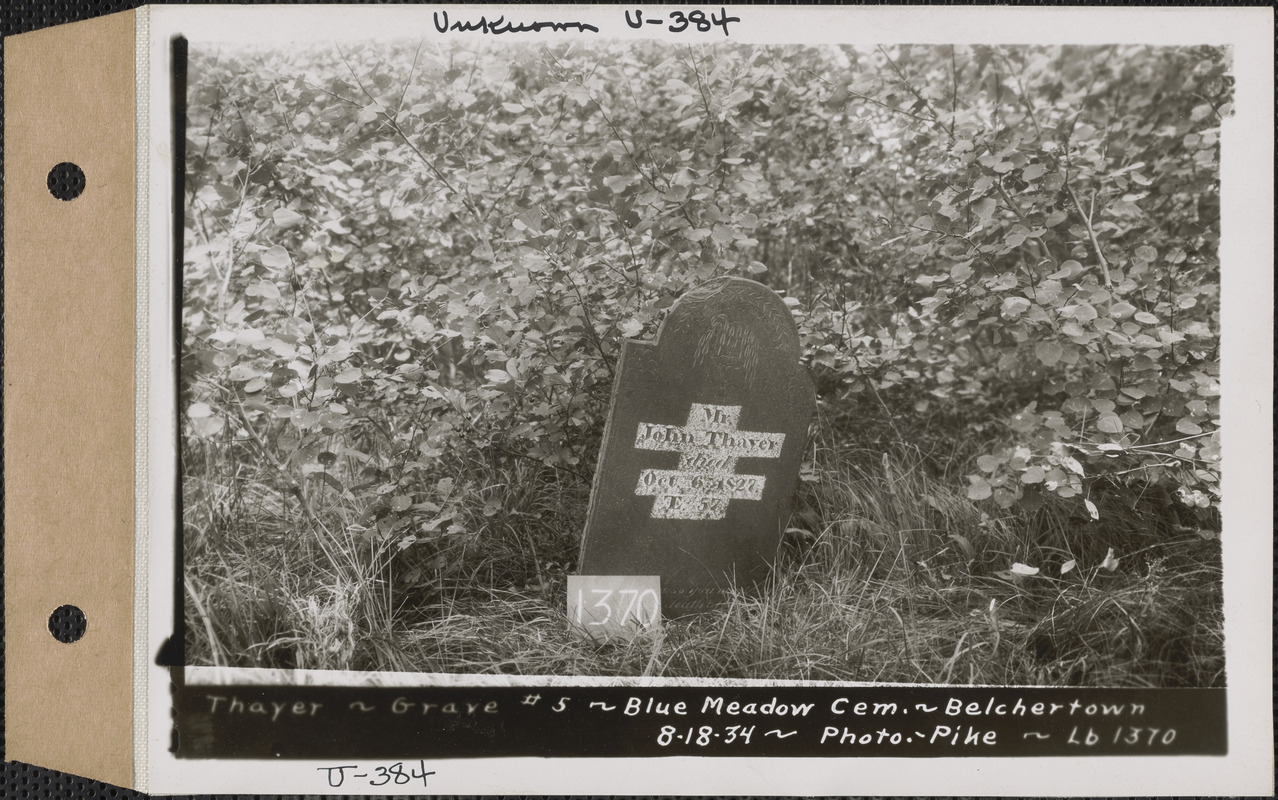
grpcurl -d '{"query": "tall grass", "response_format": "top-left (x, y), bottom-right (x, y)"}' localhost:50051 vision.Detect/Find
top-left (183, 405), bottom-right (1224, 687)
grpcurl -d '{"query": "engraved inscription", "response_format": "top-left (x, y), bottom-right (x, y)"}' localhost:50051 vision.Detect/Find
top-left (633, 403), bottom-right (785, 520)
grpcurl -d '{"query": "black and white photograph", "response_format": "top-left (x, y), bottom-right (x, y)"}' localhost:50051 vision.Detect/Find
top-left (5, 3), bottom-right (1272, 796)
top-left (181, 31), bottom-right (1230, 687)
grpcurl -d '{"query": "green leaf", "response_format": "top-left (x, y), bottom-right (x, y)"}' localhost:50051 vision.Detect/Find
top-left (334, 367), bottom-right (362, 385)
top-left (967, 476), bottom-right (992, 501)
top-left (1048, 259), bottom-right (1083, 280)
top-left (260, 245), bottom-right (292, 270)
top-left (1108, 302), bottom-right (1136, 320)
top-left (1035, 341), bottom-right (1063, 366)
top-left (1175, 418), bottom-right (1203, 435)
top-left (272, 207), bottom-right (305, 229)
top-left (618, 319), bottom-right (644, 338)
top-left (1063, 302), bottom-right (1097, 322)
top-left (971, 197), bottom-right (997, 223)
top-left (256, 279), bottom-right (281, 300)
top-left (357, 101), bottom-right (385, 124)
top-left (313, 471), bottom-right (344, 494)
top-left (948, 533), bottom-right (975, 560)
top-left (1001, 297), bottom-right (1030, 318)
top-left (228, 363), bottom-right (259, 381)
top-left (1033, 280), bottom-right (1062, 304)
top-left (1096, 414), bottom-right (1124, 434)
top-left (191, 415), bottom-right (224, 438)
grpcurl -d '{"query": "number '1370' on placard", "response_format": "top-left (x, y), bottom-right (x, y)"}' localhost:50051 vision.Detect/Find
top-left (568, 575), bottom-right (661, 640)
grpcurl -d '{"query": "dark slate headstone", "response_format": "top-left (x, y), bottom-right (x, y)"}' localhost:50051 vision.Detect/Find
top-left (578, 277), bottom-right (816, 617)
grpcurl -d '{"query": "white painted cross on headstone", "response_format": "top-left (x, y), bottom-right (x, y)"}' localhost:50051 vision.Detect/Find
top-left (632, 403), bottom-right (786, 520)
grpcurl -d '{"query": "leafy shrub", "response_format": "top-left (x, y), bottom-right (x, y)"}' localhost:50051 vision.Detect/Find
top-left (182, 41), bottom-right (1225, 635)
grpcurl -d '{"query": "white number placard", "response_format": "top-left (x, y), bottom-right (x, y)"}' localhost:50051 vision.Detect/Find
top-left (567, 575), bottom-right (661, 640)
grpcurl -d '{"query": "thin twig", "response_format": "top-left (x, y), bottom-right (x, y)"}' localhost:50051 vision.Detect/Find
top-left (877, 45), bottom-right (941, 125)
top-left (395, 40), bottom-right (425, 118)
top-left (948, 45), bottom-right (959, 138)
top-left (995, 48), bottom-right (1045, 142)
top-left (1065, 182), bottom-right (1112, 287)
top-left (332, 45), bottom-right (489, 239)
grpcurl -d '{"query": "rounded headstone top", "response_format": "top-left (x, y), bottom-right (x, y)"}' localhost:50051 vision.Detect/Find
top-left (657, 277), bottom-right (802, 357)
top-left (651, 277), bottom-right (810, 402)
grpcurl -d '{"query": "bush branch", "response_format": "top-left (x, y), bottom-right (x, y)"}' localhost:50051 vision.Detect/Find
top-left (1065, 182), bottom-right (1112, 287)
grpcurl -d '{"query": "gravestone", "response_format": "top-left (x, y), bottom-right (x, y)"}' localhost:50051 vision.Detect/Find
top-left (578, 277), bottom-right (816, 617)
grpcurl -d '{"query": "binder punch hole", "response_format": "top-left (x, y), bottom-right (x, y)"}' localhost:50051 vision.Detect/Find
top-left (48, 604), bottom-right (87, 643)
top-left (46, 162), bottom-right (86, 201)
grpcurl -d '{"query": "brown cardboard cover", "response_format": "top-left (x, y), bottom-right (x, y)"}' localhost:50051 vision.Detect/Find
top-left (3, 10), bottom-right (137, 788)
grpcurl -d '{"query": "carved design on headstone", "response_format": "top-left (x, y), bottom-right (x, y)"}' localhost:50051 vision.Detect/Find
top-left (633, 403), bottom-right (784, 520)
top-left (692, 314), bottom-right (760, 386)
